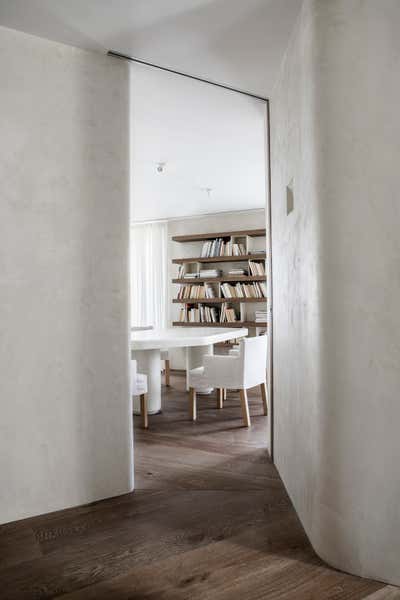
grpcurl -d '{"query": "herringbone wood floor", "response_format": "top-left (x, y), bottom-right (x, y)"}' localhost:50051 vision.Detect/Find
top-left (0, 373), bottom-right (398, 599)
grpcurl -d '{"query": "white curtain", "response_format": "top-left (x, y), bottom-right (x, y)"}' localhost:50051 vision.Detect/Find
top-left (130, 221), bottom-right (168, 329)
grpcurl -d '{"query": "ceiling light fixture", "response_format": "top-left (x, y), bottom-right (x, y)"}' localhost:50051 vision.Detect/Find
top-left (200, 187), bottom-right (213, 197)
top-left (156, 162), bottom-right (166, 173)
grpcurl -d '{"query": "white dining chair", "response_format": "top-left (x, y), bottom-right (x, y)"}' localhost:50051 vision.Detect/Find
top-left (131, 359), bottom-right (149, 429)
top-left (187, 335), bottom-right (268, 427)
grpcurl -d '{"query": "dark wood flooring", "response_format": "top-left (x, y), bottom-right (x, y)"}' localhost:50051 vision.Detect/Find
top-left (0, 373), bottom-right (398, 599)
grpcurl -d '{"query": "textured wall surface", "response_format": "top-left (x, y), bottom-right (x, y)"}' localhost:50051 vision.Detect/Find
top-left (0, 26), bottom-right (133, 523)
top-left (271, 0), bottom-right (400, 585)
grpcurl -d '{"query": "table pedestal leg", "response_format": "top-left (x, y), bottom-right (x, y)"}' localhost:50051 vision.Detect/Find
top-left (186, 344), bottom-right (214, 394)
top-left (132, 349), bottom-right (161, 414)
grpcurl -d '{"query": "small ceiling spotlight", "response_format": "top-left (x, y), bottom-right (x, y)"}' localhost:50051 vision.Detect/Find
top-left (201, 187), bottom-right (213, 197)
top-left (156, 162), bottom-right (166, 173)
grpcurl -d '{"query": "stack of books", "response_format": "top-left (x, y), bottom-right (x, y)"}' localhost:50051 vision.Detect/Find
top-left (199, 268), bottom-right (221, 278)
top-left (228, 268), bottom-right (247, 276)
top-left (183, 272), bottom-right (199, 280)
top-left (221, 282), bottom-right (267, 299)
top-left (249, 261), bottom-right (265, 276)
top-left (255, 310), bottom-right (268, 323)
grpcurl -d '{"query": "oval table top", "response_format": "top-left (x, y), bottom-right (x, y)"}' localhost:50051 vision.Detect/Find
top-left (131, 327), bottom-right (248, 350)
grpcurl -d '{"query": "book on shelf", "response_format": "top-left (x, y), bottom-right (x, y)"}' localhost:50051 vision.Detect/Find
top-left (221, 282), bottom-right (267, 299)
top-left (231, 242), bottom-right (246, 256)
top-left (220, 302), bottom-right (239, 323)
top-left (255, 310), bottom-right (268, 323)
top-left (200, 238), bottom-right (246, 258)
top-left (248, 260), bottom-right (266, 276)
top-left (177, 284), bottom-right (216, 300)
top-left (199, 268), bottom-right (221, 278)
top-left (177, 302), bottom-right (239, 324)
top-left (178, 304), bottom-right (218, 323)
top-left (178, 265), bottom-right (199, 279)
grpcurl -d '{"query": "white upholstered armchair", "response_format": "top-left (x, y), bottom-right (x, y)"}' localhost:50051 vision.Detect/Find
top-left (188, 335), bottom-right (268, 427)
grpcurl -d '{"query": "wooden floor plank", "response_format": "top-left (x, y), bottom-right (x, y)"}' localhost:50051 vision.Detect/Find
top-left (0, 373), bottom-right (392, 599)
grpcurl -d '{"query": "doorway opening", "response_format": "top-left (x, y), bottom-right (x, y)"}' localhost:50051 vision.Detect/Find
top-left (127, 56), bottom-right (273, 489)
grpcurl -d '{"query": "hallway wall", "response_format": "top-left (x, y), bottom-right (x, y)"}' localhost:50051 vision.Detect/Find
top-left (271, 0), bottom-right (400, 585)
top-left (0, 26), bottom-right (133, 523)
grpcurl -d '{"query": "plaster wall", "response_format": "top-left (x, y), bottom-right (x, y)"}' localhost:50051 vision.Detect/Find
top-left (271, 0), bottom-right (400, 585)
top-left (0, 26), bottom-right (133, 523)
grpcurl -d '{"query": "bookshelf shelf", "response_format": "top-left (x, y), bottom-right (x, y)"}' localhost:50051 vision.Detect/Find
top-left (173, 297), bottom-right (266, 304)
top-left (171, 228), bottom-right (267, 330)
top-left (172, 253), bottom-right (266, 265)
top-left (172, 228), bottom-right (266, 243)
top-left (172, 275), bottom-right (266, 284)
top-left (172, 321), bottom-right (268, 328)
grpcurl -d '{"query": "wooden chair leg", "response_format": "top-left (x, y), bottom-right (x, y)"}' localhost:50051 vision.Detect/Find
top-left (165, 359), bottom-right (170, 386)
top-left (260, 382), bottom-right (268, 416)
top-left (239, 389), bottom-right (251, 427)
top-left (189, 387), bottom-right (197, 421)
top-left (217, 388), bottom-right (224, 409)
top-left (140, 394), bottom-right (148, 429)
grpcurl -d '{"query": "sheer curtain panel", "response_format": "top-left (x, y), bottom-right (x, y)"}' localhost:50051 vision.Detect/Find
top-left (130, 221), bottom-right (168, 329)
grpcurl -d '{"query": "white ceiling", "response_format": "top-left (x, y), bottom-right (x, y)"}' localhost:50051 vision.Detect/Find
top-left (0, 0), bottom-right (302, 221)
top-left (131, 62), bottom-right (267, 221)
top-left (0, 0), bottom-right (302, 97)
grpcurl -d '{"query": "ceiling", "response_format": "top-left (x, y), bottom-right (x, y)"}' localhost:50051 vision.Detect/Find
top-left (0, 0), bottom-right (302, 220)
top-left (131, 62), bottom-right (267, 221)
top-left (0, 0), bottom-right (302, 97)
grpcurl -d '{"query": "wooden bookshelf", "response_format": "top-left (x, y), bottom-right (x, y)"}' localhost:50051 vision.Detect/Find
top-left (172, 253), bottom-right (266, 264)
top-left (171, 228), bottom-right (267, 331)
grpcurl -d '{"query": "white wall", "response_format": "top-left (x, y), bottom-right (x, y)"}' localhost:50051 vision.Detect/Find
top-left (168, 209), bottom-right (265, 368)
top-left (271, 0), bottom-right (400, 585)
top-left (0, 26), bottom-right (133, 524)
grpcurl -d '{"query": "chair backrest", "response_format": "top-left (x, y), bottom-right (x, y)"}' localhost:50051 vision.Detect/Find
top-left (240, 335), bottom-right (268, 388)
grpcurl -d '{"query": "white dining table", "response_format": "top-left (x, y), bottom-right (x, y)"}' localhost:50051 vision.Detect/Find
top-left (131, 326), bottom-right (248, 414)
